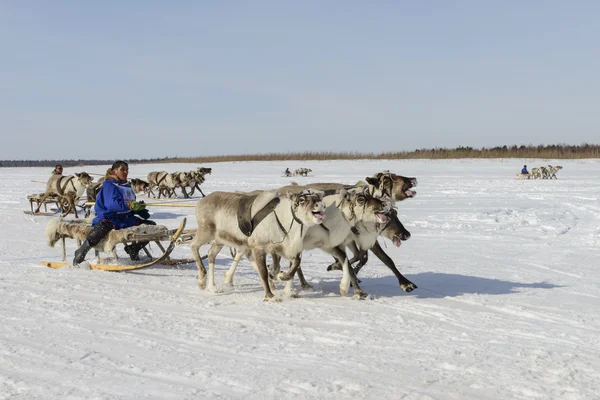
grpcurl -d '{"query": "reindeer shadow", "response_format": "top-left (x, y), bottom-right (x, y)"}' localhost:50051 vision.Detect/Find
top-left (356, 272), bottom-right (562, 299)
top-left (150, 212), bottom-right (188, 219)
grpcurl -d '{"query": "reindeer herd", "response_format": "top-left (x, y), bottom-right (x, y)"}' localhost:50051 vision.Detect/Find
top-left (32, 167), bottom-right (212, 218)
top-left (146, 167), bottom-right (212, 199)
top-left (531, 165), bottom-right (563, 180)
top-left (35, 164), bottom-right (420, 301)
top-left (189, 171), bottom-right (419, 301)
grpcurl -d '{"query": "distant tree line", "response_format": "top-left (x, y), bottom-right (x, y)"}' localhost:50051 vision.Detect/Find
top-left (1, 144), bottom-right (598, 167)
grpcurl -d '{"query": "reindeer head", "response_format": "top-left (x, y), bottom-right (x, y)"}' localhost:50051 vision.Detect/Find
top-left (365, 171), bottom-right (417, 201)
top-left (191, 171), bottom-right (205, 185)
top-left (341, 187), bottom-right (394, 225)
top-left (380, 208), bottom-right (411, 247)
top-left (129, 178), bottom-right (149, 194)
top-left (75, 172), bottom-right (94, 187)
top-left (287, 189), bottom-right (326, 225)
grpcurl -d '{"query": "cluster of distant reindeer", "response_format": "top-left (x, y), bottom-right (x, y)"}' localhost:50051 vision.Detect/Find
top-left (29, 167), bottom-right (213, 218)
top-left (517, 165), bottom-right (563, 180)
top-left (283, 167), bottom-right (312, 177)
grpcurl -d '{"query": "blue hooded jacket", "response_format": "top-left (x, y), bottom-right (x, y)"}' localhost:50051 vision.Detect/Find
top-left (92, 178), bottom-right (141, 228)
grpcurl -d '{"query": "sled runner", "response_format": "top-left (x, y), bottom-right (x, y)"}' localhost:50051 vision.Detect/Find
top-left (41, 218), bottom-right (198, 271)
top-left (25, 193), bottom-right (89, 217)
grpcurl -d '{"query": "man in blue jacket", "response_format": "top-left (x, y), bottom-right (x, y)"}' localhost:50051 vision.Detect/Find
top-left (73, 160), bottom-right (154, 265)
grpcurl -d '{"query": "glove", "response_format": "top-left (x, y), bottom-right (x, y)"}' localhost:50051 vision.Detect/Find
top-left (128, 201), bottom-right (146, 213)
top-left (137, 209), bottom-right (151, 220)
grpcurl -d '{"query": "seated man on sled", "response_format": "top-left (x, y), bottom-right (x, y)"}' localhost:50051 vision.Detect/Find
top-left (73, 160), bottom-right (155, 265)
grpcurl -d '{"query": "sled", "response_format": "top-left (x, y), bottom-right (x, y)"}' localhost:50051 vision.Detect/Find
top-left (41, 218), bottom-right (198, 272)
top-left (26, 193), bottom-right (89, 217)
top-left (514, 173), bottom-right (532, 180)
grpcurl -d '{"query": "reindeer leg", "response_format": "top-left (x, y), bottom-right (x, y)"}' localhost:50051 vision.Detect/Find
top-left (269, 253), bottom-right (281, 277)
top-left (282, 256), bottom-right (302, 297)
top-left (370, 241), bottom-right (417, 292)
top-left (295, 267), bottom-right (312, 290)
top-left (329, 246), bottom-right (367, 299)
top-left (191, 239), bottom-right (207, 290)
top-left (252, 249), bottom-right (278, 302)
top-left (224, 247), bottom-right (245, 286)
top-left (206, 243), bottom-right (222, 293)
top-left (277, 254), bottom-right (302, 281)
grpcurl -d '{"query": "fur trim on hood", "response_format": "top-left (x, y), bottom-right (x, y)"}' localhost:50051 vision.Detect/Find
top-left (104, 168), bottom-right (120, 181)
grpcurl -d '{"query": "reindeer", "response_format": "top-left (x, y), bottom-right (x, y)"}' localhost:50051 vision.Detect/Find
top-left (172, 171), bottom-right (197, 198)
top-left (298, 171), bottom-right (417, 202)
top-left (222, 188), bottom-right (395, 298)
top-left (286, 171), bottom-right (418, 291)
top-left (147, 171), bottom-right (181, 198)
top-left (197, 167), bottom-right (212, 176)
top-left (188, 170), bottom-right (207, 197)
top-left (547, 165), bottom-right (563, 179)
top-left (293, 167), bottom-right (313, 177)
top-left (190, 189), bottom-right (326, 301)
top-left (36, 172), bottom-right (94, 218)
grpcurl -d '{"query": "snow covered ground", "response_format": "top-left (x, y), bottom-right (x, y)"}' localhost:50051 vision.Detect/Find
top-left (1, 159), bottom-right (599, 399)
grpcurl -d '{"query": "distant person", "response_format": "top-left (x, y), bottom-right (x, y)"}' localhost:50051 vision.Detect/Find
top-left (52, 165), bottom-right (63, 175)
top-left (73, 160), bottom-right (154, 265)
top-left (521, 165), bottom-right (529, 175)
top-left (284, 168), bottom-right (291, 176)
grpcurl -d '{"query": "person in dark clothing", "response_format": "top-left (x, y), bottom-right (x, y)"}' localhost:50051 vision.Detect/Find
top-left (73, 161), bottom-right (154, 265)
top-left (521, 165), bottom-right (529, 175)
top-left (284, 168), bottom-right (291, 176)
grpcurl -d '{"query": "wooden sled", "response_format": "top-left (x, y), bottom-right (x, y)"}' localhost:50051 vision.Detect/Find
top-left (514, 173), bottom-right (532, 180)
top-left (25, 193), bottom-right (89, 217)
top-left (41, 218), bottom-right (199, 271)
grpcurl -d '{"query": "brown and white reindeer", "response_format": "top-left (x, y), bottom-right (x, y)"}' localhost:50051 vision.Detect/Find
top-left (147, 171), bottom-right (181, 198)
top-left (172, 171), bottom-right (196, 198)
top-left (190, 189), bottom-right (326, 301)
top-left (36, 172), bottom-right (94, 218)
top-left (546, 165), bottom-right (563, 179)
top-left (293, 167), bottom-right (313, 177)
top-left (188, 170), bottom-right (207, 197)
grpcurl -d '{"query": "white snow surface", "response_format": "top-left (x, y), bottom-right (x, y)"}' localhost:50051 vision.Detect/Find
top-left (1, 159), bottom-right (599, 399)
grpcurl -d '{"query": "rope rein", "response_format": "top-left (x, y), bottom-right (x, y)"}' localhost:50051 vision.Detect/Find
top-left (271, 205), bottom-right (304, 244)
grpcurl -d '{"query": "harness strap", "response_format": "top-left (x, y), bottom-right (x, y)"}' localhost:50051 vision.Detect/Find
top-left (156, 173), bottom-right (168, 186)
top-left (56, 176), bottom-right (75, 196)
top-left (290, 206), bottom-right (304, 237)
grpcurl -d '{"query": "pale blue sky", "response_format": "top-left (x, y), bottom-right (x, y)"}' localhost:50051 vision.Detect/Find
top-left (1, 1), bottom-right (598, 160)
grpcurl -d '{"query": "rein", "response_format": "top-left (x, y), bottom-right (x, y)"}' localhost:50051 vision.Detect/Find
top-left (271, 205), bottom-right (304, 244)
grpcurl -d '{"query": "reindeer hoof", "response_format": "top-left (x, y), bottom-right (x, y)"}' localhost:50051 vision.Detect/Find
top-left (263, 294), bottom-right (280, 302)
top-left (197, 276), bottom-right (207, 290)
top-left (301, 283), bottom-right (314, 290)
top-left (340, 287), bottom-right (349, 297)
top-left (207, 284), bottom-right (221, 293)
top-left (353, 291), bottom-right (369, 300)
top-left (401, 282), bottom-right (417, 292)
